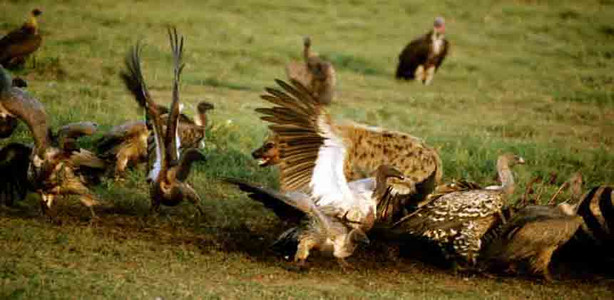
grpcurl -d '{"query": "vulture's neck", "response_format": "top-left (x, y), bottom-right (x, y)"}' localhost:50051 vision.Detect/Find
top-left (497, 157), bottom-right (515, 196)
top-left (195, 113), bottom-right (207, 128)
top-left (25, 16), bottom-right (38, 33)
top-left (373, 169), bottom-right (391, 201)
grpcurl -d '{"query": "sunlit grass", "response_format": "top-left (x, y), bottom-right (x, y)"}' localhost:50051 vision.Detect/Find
top-left (1, 0), bottom-right (613, 298)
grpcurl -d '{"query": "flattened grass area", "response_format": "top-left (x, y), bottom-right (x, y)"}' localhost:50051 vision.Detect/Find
top-left (1, 0), bottom-right (613, 298)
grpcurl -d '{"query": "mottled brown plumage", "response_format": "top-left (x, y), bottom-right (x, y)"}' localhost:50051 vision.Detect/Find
top-left (393, 153), bottom-right (525, 266)
top-left (396, 17), bottom-right (449, 85)
top-left (120, 27), bottom-right (205, 214)
top-left (96, 120), bottom-right (149, 179)
top-left (285, 37), bottom-right (336, 105)
top-left (0, 9), bottom-right (43, 68)
top-left (1, 66), bottom-right (105, 218)
top-left (480, 204), bottom-right (583, 281)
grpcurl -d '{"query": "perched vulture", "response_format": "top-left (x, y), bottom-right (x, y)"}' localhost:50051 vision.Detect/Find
top-left (393, 153), bottom-right (525, 268)
top-left (0, 9), bottom-right (43, 69)
top-left (395, 17), bottom-right (449, 85)
top-left (121, 27), bottom-right (205, 214)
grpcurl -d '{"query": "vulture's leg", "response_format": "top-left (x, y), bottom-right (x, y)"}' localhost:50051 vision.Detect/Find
top-left (424, 66), bottom-right (436, 85)
top-left (414, 65), bottom-right (425, 83)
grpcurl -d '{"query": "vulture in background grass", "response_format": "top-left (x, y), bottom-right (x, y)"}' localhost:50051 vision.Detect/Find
top-left (285, 37), bottom-right (336, 105)
top-left (395, 17), bottom-right (449, 85)
top-left (0, 9), bottom-right (43, 69)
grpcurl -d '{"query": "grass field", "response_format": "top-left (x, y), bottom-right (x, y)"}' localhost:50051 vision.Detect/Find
top-left (1, 0), bottom-right (613, 298)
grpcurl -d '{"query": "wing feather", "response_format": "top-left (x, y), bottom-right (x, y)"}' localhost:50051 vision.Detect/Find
top-left (165, 26), bottom-right (184, 164)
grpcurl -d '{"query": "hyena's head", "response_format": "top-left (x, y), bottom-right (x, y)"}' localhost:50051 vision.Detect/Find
top-left (251, 133), bottom-right (280, 167)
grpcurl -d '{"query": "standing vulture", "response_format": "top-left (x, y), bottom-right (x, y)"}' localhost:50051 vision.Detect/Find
top-left (0, 9), bottom-right (43, 69)
top-left (395, 17), bottom-right (449, 85)
top-left (285, 37), bottom-right (336, 105)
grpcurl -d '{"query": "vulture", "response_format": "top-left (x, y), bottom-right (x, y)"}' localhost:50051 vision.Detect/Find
top-left (230, 79), bottom-right (412, 268)
top-left (0, 9), bottom-right (43, 69)
top-left (1, 65), bottom-right (106, 217)
top-left (225, 164), bottom-right (404, 269)
top-left (120, 27), bottom-right (205, 214)
top-left (395, 17), bottom-right (449, 85)
top-left (393, 153), bottom-right (525, 268)
top-left (480, 203), bottom-right (583, 281)
top-left (96, 120), bottom-right (149, 179)
top-left (285, 36), bottom-right (336, 105)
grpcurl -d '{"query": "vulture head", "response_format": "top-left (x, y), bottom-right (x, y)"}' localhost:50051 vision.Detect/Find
top-left (32, 8), bottom-right (43, 17)
top-left (434, 16), bottom-right (445, 34)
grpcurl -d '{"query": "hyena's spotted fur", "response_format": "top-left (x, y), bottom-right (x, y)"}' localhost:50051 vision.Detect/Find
top-left (253, 122), bottom-right (442, 212)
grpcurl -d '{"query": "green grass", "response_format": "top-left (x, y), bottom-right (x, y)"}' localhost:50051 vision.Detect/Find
top-left (1, 0), bottom-right (614, 298)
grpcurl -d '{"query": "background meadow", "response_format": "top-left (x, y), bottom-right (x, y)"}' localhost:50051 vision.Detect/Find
top-left (1, 0), bottom-right (613, 298)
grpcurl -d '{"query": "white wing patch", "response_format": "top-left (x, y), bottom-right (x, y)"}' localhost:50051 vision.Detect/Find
top-left (148, 125), bottom-right (163, 182)
top-left (310, 115), bottom-right (354, 211)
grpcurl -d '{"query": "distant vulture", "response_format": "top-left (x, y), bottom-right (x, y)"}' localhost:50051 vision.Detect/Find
top-left (285, 37), bottom-right (336, 105)
top-left (0, 9), bottom-right (43, 69)
top-left (395, 17), bottom-right (449, 85)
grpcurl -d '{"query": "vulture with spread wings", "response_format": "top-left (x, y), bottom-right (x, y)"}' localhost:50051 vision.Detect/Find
top-left (227, 79), bottom-right (405, 268)
top-left (120, 28), bottom-right (205, 214)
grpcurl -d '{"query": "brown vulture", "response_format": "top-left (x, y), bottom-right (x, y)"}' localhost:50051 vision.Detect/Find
top-left (0, 9), bottom-right (43, 69)
top-left (392, 153), bottom-right (525, 268)
top-left (120, 27), bottom-right (206, 214)
top-left (395, 17), bottom-right (449, 85)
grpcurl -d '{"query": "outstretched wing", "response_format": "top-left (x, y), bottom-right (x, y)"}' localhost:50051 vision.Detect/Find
top-left (120, 42), bottom-right (166, 180)
top-left (223, 178), bottom-right (310, 224)
top-left (257, 79), bottom-right (353, 209)
top-left (165, 27), bottom-right (185, 165)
